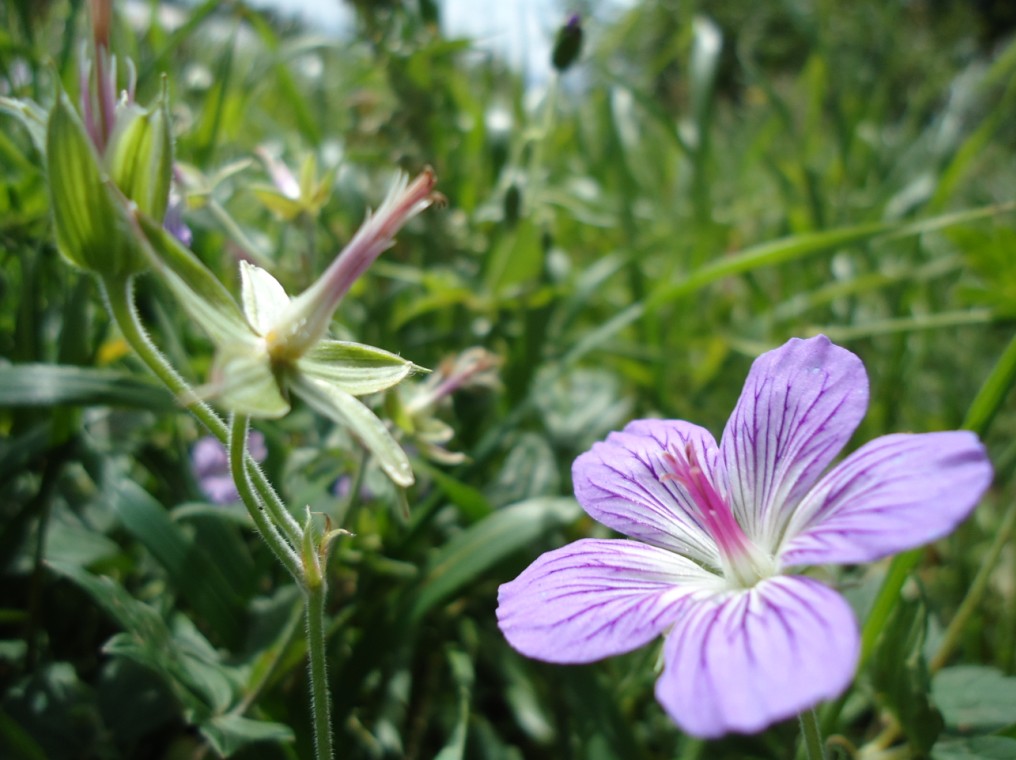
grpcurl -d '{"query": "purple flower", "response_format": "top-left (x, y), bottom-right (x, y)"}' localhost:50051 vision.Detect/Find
top-left (496, 335), bottom-right (992, 738)
top-left (192, 431), bottom-right (267, 505)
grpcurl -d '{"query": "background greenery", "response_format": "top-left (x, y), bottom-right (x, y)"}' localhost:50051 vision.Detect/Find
top-left (2, 0), bottom-right (1016, 757)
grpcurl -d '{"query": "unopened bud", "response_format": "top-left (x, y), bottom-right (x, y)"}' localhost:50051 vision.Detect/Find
top-left (551, 14), bottom-right (583, 72)
top-left (46, 91), bottom-right (145, 278)
top-left (105, 88), bottom-right (173, 221)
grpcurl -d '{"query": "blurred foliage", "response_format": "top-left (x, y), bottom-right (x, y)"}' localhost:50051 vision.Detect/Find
top-left (1, 0), bottom-right (1016, 758)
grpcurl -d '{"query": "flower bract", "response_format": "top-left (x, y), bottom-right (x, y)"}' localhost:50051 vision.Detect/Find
top-left (496, 335), bottom-right (992, 738)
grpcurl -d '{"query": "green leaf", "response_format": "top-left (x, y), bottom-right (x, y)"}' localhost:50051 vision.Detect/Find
top-left (933, 666), bottom-right (1016, 733)
top-left (199, 714), bottom-right (294, 757)
top-left (239, 260), bottom-right (290, 335)
top-left (932, 737), bottom-right (1016, 759)
top-left (0, 95), bottom-right (48, 154)
top-left (411, 497), bottom-right (583, 622)
top-left (108, 479), bottom-right (245, 644)
top-left (484, 219), bottom-right (543, 295)
top-left (433, 649), bottom-right (474, 760)
top-left (870, 594), bottom-right (943, 754)
top-left (0, 364), bottom-right (173, 409)
top-left (299, 339), bottom-right (417, 396)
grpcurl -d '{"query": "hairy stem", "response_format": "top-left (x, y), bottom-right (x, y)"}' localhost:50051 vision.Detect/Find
top-left (101, 274), bottom-right (303, 550)
top-left (228, 414), bottom-right (302, 580)
top-left (306, 581), bottom-right (334, 760)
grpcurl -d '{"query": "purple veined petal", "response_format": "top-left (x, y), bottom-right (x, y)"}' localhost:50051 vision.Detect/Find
top-left (719, 335), bottom-right (869, 554)
top-left (497, 538), bottom-right (724, 664)
top-left (573, 419), bottom-right (724, 568)
top-left (656, 575), bottom-right (859, 738)
top-left (777, 431), bottom-right (992, 567)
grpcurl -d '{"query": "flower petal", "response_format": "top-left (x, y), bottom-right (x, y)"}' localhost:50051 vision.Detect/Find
top-left (497, 538), bottom-right (723, 664)
top-left (240, 260), bottom-right (290, 336)
top-left (573, 419), bottom-right (723, 568)
top-left (292, 374), bottom-right (414, 487)
top-left (656, 575), bottom-right (858, 738)
top-left (778, 431), bottom-right (992, 567)
top-left (719, 335), bottom-right (869, 553)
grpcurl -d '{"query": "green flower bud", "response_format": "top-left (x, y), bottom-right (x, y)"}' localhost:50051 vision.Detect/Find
top-left (46, 91), bottom-right (146, 278)
top-left (551, 14), bottom-right (583, 73)
top-left (105, 88), bottom-right (173, 222)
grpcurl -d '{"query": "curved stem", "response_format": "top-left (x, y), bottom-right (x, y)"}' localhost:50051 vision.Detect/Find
top-left (306, 581), bottom-right (334, 760)
top-left (229, 413), bottom-right (302, 580)
top-left (799, 709), bottom-right (827, 760)
top-left (101, 274), bottom-right (302, 547)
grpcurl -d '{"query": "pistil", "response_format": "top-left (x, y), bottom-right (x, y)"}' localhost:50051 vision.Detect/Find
top-left (663, 442), bottom-right (773, 587)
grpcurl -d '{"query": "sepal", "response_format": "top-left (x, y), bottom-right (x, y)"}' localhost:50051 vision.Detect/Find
top-left (46, 90), bottom-right (145, 277)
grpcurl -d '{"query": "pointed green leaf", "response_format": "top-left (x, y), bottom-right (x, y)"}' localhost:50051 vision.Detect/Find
top-left (410, 497), bottom-right (582, 622)
top-left (251, 185), bottom-right (304, 221)
top-left (0, 363), bottom-right (173, 409)
top-left (299, 339), bottom-right (416, 395)
top-left (293, 375), bottom-right (413, 487)
top-left (200, 714), bottom-right (294, 756)
top-left (0, 95), bottom-right (48, 154)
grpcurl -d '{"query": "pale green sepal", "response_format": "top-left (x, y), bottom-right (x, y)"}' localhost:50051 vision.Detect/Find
top-left (240, 261), bottom-right (290, 335)
top-left (134, 212), bottom-right (252, 347)
top-left (251, 186), bottom-right (305, 221)
top-left (0, 96), bottom-right (48, 154)
top-left (46, 91), bottom-right (145, 277)
top-left (293, 375), bottom-right (414, 487)
top-left (104, 87), bottom-right (173, 221)
top-left (210, 348), bottom-right (290, 418)
top-left (301, 506), bottom-right (323, 588)
top-left (298, 340), bottom-right (419, 395)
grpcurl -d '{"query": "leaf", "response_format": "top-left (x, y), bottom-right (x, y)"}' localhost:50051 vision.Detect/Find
top-left (0, 96), bottom-right (48, 153)
top-left (932, 737), bottom-right (1016, 759)
top-left (411, 497), bottom-right (583, 622)
top-left (0, 364), bottom-right (173, 409)
top-left (433, 649), bottom-right (475, 760)
top-left (108, 479), bottom-right (245, 644)
top-left (933, 666), bottom-right (1016, 732)
top-left (199, 714), bottom-right (294, 757)
top-left (484, 218), bottom-right (543, 295)
top-left (870, 593), bottom-right (943, 754)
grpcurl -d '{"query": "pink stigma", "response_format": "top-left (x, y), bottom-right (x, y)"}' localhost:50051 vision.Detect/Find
top-left (663, 442), bottom-right (758, 580)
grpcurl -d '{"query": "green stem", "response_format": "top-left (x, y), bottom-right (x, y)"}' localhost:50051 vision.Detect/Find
top-left (306, 581), bottom-right (334, 760)
top-left (930, 499), bottom-right (1016, 674)
top-left (228, 414), bottom-right (302, 580)
top-left (100, 274), bottom-right (303, 549)
top-left (799, 709), bottom-right (827, 760)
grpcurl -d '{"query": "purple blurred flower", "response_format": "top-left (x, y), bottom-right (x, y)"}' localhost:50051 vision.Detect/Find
top-left (192, 431), bottom-right (267, 505)
top-left (497, 335), bottom-right (992, 738)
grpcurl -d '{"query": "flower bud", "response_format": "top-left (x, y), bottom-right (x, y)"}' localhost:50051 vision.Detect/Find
top-left (46, 91), bottom-right (146, 278)
top-left (551, 14), bottom-right (583, 73)
top-left (104, 88), bottom-right (173, 221)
